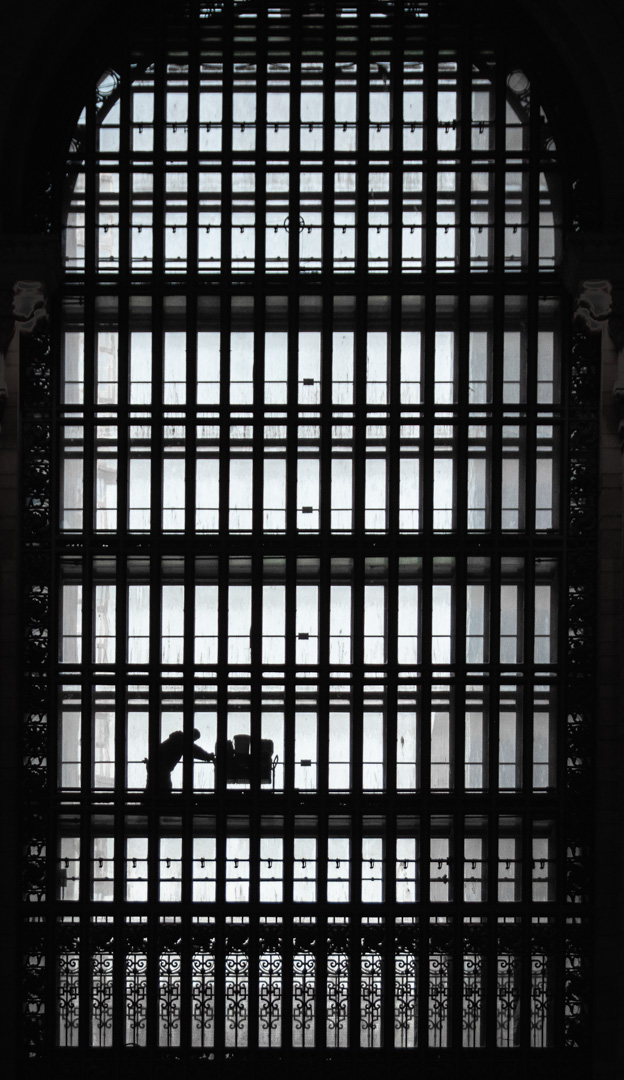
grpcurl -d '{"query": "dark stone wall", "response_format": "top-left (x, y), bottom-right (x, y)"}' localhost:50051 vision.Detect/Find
top-left (1, 3), bottom-right (623, 1076)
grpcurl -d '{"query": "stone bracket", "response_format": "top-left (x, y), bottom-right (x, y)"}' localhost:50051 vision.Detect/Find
top-left (563, 233), bottom-right (624, 450)
top-left (0, 234), bottom-right (61, 436)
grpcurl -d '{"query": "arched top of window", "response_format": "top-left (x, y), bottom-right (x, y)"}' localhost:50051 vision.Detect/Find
top-left (63, 0), bottom-right (562, 279)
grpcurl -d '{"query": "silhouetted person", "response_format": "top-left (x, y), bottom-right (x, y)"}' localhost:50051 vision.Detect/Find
top-left (144, 728), bottom-right (214, 794)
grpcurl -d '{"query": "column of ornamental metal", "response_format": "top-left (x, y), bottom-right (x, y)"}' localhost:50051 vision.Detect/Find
top-left (20, 1), bottom-right (596, 1075)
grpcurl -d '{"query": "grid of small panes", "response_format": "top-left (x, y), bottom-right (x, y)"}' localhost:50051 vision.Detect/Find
top-left (64, 14), bottom-right (560, 278)
top-left (60, 295), bottom-right (560, 538)
top-left (52, 0), bottom-right (571, 1063)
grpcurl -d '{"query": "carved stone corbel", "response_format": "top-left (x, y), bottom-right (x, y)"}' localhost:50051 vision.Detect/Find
top-left (0, 236), bottom-right (61, 435)
top-left (563, 234), bottom-right (624, 450)
top-left (0, 281), bottom-right (51, 435)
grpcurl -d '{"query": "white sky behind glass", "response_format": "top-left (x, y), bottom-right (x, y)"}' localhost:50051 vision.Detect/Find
top-left (332, 330), bottom-right (354, 403)
top-left (434, 331), bottom-right (454, 403)
top-left (330, 585), bottom-right (352, 664)
top-left (97, 331), bottom-right (118, 404)
top-left (164, 331), bottom-right (186, 404)
top-left (366, 332), bottom-right (387, 404)
top-left (197, 331), bottom-right (220, 404)
top-left (130, 332), bottom-right (152, 403)
top-left (230, 331), bottom-right (253, 403)
top-left (298, 332), bottom-right (321, 404)
top-left (265, 331), bottom-right (287, 403)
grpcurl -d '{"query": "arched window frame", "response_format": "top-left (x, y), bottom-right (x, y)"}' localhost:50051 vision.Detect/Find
top-left (17, 4), bottom-right (595, 1071)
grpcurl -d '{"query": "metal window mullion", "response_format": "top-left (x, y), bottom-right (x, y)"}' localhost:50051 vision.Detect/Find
top-left (184, 17), bottom-right (200, 580)
top-left (349, 814), bottom-right (362, 1051)
top-left (318, 312), bottom-right (332, 804)
top-left (252, 298), bottom-right (265, 541)
top-left (488, 50), bottom-right (507, 535)
top-left (421, 279), bottom-right (436, 541)
top-left (212, 90), bottom-right (230, 1039)
top-left (389, 15), bottom-right (405, 281)
top-left (254, 8), bottom-right (268, 282)
top-left (76, 547), bottom-right (93, 1046)
top-left (118, 55), bottom-right (132, 293)
top-left (485, 552), bottom-right (500, 790)
top-left (152, 47), bottom-right (166, 282)
top-left (180, 522), bottom-right (196, 1049)
top-left (82, 288), bottom-right (96, 550)
top-left (385, 300), bottom-right (400, 776)
top-left (526, 79), bottom-right (541, 284)
top-left (284, 547), bottom-right (297, 795)
top-left (423, 24), bottom-right (438, 278)
top-left (112, 550), bottom-right (128, 794)
top-left (349, 212), bottom-right (365, 1049)
top-left (321, 7), bottom-right (336, 280)
top-left (315, 806), bottom-right (329, 1052)
top-left (280, 899), bottom-right (293, 1060)
top-left (486, 550), bottom-right (503, 1044)
top-left (384, 251), bottom-right (400, 1044)
top-left (112, 289), bottom-right (130, 1053)
top-left (455, 24), bottom-right (471, 540)
top-left (492, 49), bottom-right (507, 283)
top-left (457, 21), bottom-right (471, 283)
top-left (115, 290), bottom-right (130, 803)
top-left (249, 293), bottom-right (265, 1024)
top-left (220, 7), bottom-right (233, 282)
top-left (286, 294), bottom-right (299, 531)
top-left (417, 549), bottom-right (432, 1043)
top-left (78, 831), bottom-right (91, 1052)
top-left (248, 562), bottom-right (264, 1052)
top-left (451, 576), bottom-right (468, 1054)
top-left (145, 550), bottom-right (163, 1050)
top-left (84, 87), bottom-right (98, 288)
top-left (78, 553), bottom-right (94, 926)
top-left (351, 292), bottom-right (366, 844)
top-left (287, 7), bottom-right (302, 275)
top-left (319, 286), bottom-right (332, 542)
top-left (518, 554), bottom-right (536, 1051)
top-left (182, 306), bottom-right (197, 771)
top-left (524, 295), bottom-right (539, 541)
top-left (213, 547), bottom-right (228, 1054)
top-left (416, 903), bottom-right (430, 1050)
top-left (355, 13), bottom-right (369, 282)
top-left (186, 4), bottom-right (201, 283)
top-left (453, 551), bottom-right (466, 785)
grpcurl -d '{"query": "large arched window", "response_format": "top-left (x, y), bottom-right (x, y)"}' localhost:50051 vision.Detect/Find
top-left (20, 1), bottom-right (595, 1073)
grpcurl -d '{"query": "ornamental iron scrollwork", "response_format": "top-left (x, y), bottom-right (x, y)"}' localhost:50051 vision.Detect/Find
top-left (462, 926), bottom-right (487, 1048)
top-left (326, 941), bottom-right (349, 1049)
top-left (21, 308), bottom-right (54, 1053)
top-left (428, 924), bottom-right (453, 1048)
top-left (530, 936), bottom-right (555, 1049)
top-left (258, 950), bottom-right (282, 1046)
top-left (192, 949), bottom-right (215, 1047)
top-left (394, 924), bottom-right (418, 1049)
top-left (125, 951), bottom-right (148, 1048)
top-left (22, 929), bottom-right (46, 1058)
top-left (496, 927), bottom-right (522, 1048)
top-left (91, 950), bottom-right (114, 1048)
top-left (565, 924), bottom-right (590, 1048)
top-left (158, 950), bottom-right (182, 1047)
top-left (292, 950), bottom-right (316, 1048)
top-left (57, 946), bottom-right (80, 1048)
top-left (360, 950), bottom-right (383, 1048)
top-left (225, 949), bottom-right (249, 1047)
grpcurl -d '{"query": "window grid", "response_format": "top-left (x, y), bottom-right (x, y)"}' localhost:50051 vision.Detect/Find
top-left (39, 0), bottom-right (589, 1069)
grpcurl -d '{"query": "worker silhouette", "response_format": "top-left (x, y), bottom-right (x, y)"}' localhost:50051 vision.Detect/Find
top-left (144, 728), bottom-right (215, 794)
